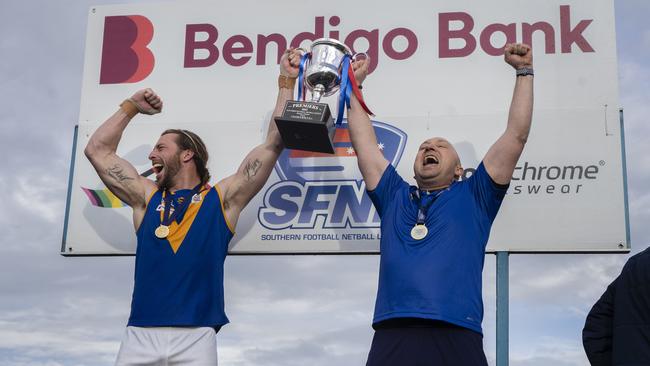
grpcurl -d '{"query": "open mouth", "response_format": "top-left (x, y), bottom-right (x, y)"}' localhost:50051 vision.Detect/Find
top-left (423, 155), bottom-right (439, 166)
top-left (152, 163), bottom-right (164, 177)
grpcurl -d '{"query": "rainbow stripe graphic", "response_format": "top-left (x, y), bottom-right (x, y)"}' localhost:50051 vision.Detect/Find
top-left (82, 168), bottom-right (154, 208)
top-left (82, 187), bottom-right (128, 208)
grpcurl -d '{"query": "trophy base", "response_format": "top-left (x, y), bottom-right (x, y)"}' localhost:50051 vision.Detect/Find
top-left (275, 101), bottom-right (336, 154)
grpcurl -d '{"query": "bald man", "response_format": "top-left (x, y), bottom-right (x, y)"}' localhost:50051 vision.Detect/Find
top-left (347, 43), bottom-right (534, 365)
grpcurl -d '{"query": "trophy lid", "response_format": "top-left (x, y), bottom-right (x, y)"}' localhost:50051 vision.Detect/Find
top-left (311, 38), bottom-right (352, 55)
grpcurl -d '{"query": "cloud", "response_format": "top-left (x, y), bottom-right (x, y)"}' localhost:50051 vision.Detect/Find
top-left (1, 1), bottom-right (650, 366)
top-left (644, 30), bottom-right (650, 49)
top-left (510, 335), bottom-right (587, 366)
top-left (512, 255), bottom-right (625, 303)
top-left (13, 170), bottom-right (68, 224)
top-left (221, 324), bottom-right (370, 366)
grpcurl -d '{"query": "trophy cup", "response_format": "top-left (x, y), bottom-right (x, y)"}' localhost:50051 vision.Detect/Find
top-left (275, 38), bottom-right (370, 154)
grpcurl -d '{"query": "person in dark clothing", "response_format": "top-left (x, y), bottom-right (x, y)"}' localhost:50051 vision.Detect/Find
top-left (583, 247), bottom-right (650, 366)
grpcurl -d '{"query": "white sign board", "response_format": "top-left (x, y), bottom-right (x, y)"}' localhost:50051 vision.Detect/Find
top-left (63, 0), bottom-right (628, 254)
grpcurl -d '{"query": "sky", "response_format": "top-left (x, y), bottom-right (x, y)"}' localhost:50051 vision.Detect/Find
top-left (1, 1), bottom-right (649, 365)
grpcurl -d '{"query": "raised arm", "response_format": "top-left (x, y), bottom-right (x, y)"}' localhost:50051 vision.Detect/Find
top-left (483, 43), bottom-right (534, 185)
top-left (217, 49), bottom-right (300, 228)
top-left (347, 58), bottom-right (389, 191)
top-left (84, 89), bottom-right (162, 227)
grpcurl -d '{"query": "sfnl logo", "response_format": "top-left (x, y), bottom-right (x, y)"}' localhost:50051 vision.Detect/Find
top-left (259, 121), bottom-right (406, 229)
top-left (100, 15), bottom-right (155, 84)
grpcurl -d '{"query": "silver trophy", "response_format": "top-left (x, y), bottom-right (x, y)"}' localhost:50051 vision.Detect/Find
top-left (305, 38), bottom-right (352, 103)
top-left (275, 38), bottom-right (354, 154)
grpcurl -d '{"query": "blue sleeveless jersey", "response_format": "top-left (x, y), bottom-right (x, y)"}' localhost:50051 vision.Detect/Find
top-left (367, 162), bottom-right (507, 334)
top-left (127, 185), bottom-right (235, 328)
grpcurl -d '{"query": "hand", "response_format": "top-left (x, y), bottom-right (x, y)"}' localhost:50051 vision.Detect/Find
top-left (130, 88), bottom-right (163, 115)
top-left (504, 43), bottom-right (533, 70)
top-left (280, 48), bottom-right (302, 78)
top-left (351, 56), bottom-right (370, 86)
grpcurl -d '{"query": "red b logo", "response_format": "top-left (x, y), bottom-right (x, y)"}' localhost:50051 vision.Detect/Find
top-left (100, 15), bottom-right (155, 84)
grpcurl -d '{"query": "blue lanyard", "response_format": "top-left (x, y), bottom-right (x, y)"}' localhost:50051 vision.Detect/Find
top-left (410, 185), bottom-right (451, 225)
top-left (161, 183), bottom-right (204, 226)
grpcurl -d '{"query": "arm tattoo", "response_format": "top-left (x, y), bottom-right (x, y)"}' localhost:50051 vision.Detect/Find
top-left (244, 159), bottom-right (262, 181)
top-left (107, 164), bottom-right (134, 185)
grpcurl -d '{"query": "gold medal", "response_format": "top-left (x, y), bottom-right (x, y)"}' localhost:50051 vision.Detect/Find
top-left (155, 225), bottom-right (170, 239)
top-left (410, 224), bottom-right (428, 240)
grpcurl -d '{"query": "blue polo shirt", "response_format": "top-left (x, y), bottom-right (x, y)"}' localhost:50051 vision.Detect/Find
top-left (367, 162), bottom-right (507, 334)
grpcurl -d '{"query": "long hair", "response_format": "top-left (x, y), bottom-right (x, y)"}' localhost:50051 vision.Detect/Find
top-left (161, 129), bottom-right (211, 186)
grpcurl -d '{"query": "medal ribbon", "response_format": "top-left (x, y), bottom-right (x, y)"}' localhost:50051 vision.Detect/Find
top-left (161, 183), bottom-right (204, 227)
top-left (297, 52), bottom-right (312, 102)
top-left (410, 187), bottom-right (448, 225)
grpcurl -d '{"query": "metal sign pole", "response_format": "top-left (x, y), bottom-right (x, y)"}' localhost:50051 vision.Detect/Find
top-left (496, 251), bottom-right (509, 366)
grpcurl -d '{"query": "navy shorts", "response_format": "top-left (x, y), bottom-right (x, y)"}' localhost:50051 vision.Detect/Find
top-left (366, 318), bottom-right (488, 366)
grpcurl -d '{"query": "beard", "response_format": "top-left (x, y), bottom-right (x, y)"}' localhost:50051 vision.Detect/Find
top-left (157, 152), bottom-right (182, 190)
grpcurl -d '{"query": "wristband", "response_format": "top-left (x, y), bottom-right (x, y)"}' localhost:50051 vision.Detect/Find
top-left (278, 75), bottom-right (296, 89)
top-left (516, 67), bottom-right (534, 77)
top-left (119, 99), bottom-right (139, 118)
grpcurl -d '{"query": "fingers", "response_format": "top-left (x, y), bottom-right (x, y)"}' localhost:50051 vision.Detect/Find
top-left (503, 43), bottom-right (533, 70)
top-left (280, 48), bottom-right (302, 78)
top-left (149, 97), bottom-right (163, 111)
top-left (285, 48), bottom-right (302, 68)
top-left (133, 88), bottom-right (162, 114)
top-left (352, 57), bottom-right (370, 85)
top-left (504, 43), bottom-right (531, 56)
top-left (144, 90), bottom-right (162, 108)
top-left (352, 58), bottom-right (369, 72)
top-left (145, 93), bottom-right (160, 105)
top-left (504, 43), bottom-right (514, 57)
top-left (514, 43), bottom-right (530, 56)
top-left (284, 48), bottom-right (292, 62)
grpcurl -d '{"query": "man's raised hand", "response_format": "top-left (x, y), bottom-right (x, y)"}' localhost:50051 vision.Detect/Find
top-left (280, 48), bottom-right (302, 78)
top-left (504, 43), bottom-right (533, 70)
top-left (352, 56), bottom-right (370, 86)
top-left (129, 88), bottom-right (163, 115)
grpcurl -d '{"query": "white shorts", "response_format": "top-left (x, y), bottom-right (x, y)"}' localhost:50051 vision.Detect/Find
top-left (115, 326), bottom-right (218, 366)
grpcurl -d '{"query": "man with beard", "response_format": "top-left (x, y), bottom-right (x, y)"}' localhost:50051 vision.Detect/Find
top-left (347, 43), bottom-right (534, 365)
top-left (84, 49), bottom-right (302, 365)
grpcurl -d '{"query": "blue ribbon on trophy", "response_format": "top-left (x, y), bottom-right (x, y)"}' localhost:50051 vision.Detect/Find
top-left (297, 51), bottom-right (311, 102)
top-left (336, 54), bottom-right (352, 126)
